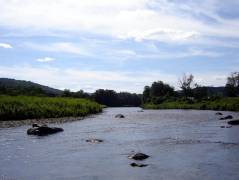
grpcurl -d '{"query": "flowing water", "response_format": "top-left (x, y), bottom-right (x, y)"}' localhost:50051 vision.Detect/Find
top-left (1, 107), bottom-right (239, 180)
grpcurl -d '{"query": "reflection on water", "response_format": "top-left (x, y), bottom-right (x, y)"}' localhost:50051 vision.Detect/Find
top-left (1, 108), bottom-right (239, 180)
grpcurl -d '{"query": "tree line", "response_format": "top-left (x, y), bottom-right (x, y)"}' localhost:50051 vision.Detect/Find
top-left (143, 72), bottom-right (239, 104)
top-left (62, 89), bottom-right (141, 107)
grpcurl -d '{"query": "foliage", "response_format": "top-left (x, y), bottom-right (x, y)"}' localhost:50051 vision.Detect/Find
top-left (225, 72), bottom-right (239, 97)
top-left (142, 81), bottom-right (175, 104)
top-left (0, 95), bottom-right (102, 121)
top-left (179, 73), bottom-right (194, 98)
top-left (93, 89), bottom-right (141, 107)
top-left (143, 97), bottom-right (239, 111)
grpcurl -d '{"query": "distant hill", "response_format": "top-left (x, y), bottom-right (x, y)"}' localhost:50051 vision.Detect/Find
top-left (0, 78), bottom-right (62, 96)
top-left (207, 86), bottom-right (225, 95)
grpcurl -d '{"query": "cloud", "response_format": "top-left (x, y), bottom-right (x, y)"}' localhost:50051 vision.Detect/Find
top-left (0, 0), bottom-right (238, 45)
top-left (0, 65), bottom-right (227, 93)
top-left (25, 42), bottom-right (90, 56)
top-left (36, 57), bottom-right (55, 62)
top-left (0, 43), bottom-right (12, 49)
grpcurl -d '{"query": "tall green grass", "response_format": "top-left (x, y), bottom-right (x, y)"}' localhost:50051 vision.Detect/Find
top-left (0, 95), bottom-right (102, 120)
top-left (143, 97), bottom-right (239, 111)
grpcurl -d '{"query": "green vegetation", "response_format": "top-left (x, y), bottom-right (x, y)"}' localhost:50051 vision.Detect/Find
top-left (142, 72), bottom-right (239, 111)
top-left (0, 95), bottom-right (102, 121)
top-left (143, 97), bottom-right (239, 111)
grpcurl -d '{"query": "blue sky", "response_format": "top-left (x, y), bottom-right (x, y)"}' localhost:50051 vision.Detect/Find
top-left (0, 0), bottom-right (239, 93)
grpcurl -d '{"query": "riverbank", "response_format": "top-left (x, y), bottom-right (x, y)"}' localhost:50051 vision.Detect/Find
top-left (0, 95), bottom-right (102, 121)
top-left (143, 97), bottom-right (239, 111)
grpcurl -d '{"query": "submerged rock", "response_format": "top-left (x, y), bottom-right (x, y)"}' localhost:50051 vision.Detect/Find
top-left (220, 115), bottom-right (233, 120)
top-left (130, 162), bottom-right (148, 167)
top-left (228, 120), bottom-right (239, 125)
top-left (27, 124), bottom-right (63, 136)
top-left (128, 153), bottom-right (150, 160)
top-left (115, 114), bottom-right (125, 118)
top-left (86, 138), bottom-right (104, 143)
top-left (137, 110), bottom-right (144, 112)
top-left (215, 112), bottom-right (223, 115)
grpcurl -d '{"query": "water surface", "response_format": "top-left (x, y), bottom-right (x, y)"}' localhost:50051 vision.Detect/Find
top-left (1, 108), bottom-right (239, 180)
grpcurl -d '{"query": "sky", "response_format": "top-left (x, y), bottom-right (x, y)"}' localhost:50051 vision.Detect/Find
top-left (0, 0), bottom-right (239, 93)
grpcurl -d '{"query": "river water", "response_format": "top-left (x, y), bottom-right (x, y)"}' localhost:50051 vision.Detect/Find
top-left (1, 107), bottom-right (239, 180)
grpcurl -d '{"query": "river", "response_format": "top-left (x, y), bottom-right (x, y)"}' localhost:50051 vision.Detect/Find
top-left (1, 107), bottom-right (239, 180)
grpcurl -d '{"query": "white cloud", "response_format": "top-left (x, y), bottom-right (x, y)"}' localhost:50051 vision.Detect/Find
top-left (0, 43), bottom-right (12, 48)
top-left (0, 65), bottom-right (227, 93)
top-left (0, 0), bottom-right (238, 44)
top-left (25, 42), bottom-right (90, 56)
top-left (36, 57), bottom-right (55, 62)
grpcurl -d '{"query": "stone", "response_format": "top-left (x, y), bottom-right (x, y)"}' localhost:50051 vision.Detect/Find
top-left (130, 162), bottom-right (148, 167)
top-left (86, 138), bottom-right (104, 143)
top-left (128, 153), bottom-right (150, 160)
top-left (219, 115), bottom-right (233, 120)
top-left (228, 120), bottom-right (239, 125)
top-left (27, 124), bottom-right (63, 136)
top-left (115, 114), bottom-right (125, 118)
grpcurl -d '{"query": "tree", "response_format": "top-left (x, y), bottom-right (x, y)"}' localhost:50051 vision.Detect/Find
top-left (193, 84), bottom-right (208, 100)
top-left (142, 86), bottom-right (150, 103)
top-left (150, 81), bottom-right (174, 97)
top-left (61, 89), bottom-right (72, 97)
top-left (225, 72), bottom-right (239, 97)
top-left (179, 73), bottom-right (194, 98)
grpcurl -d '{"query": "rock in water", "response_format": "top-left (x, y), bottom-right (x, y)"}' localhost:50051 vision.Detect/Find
top-left (27, 124), bottom-right (63, 136)
top-left (128, 153), bottom-right (150, 160)
top-left (220, 115), bottom-right (233, 120)
top-left (86, 138), bottom-right (104, 143)
top-left (228, 120), bottom-right (239, 125)
top-left (115, 114), bottom-right (125, 118)
top-left (215, 112), bottom-right (223, 115)
top-left (130, 162), bottom-right (148, 167)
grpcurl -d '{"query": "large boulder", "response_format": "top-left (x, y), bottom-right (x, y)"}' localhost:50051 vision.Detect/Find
top-left (219, 115), bottom-right (233, 120)
top-left (128, 153), bottom-right (150, 160)
top-left (27, 124), bottom-right (64, 136)
top-left (228, 120), bottom-right (239, 125)
top-left (115, 114), bottom-right (125, 118)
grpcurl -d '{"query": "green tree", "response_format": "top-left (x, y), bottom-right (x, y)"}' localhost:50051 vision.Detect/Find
top-left (142, 86), bottom-right (151, 103)
top-left (179, 73), bottom-right (194, 98)
top-left (225, 72), bottom-right (239, 97)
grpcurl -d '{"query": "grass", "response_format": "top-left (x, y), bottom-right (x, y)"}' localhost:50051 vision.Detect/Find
top-left (0, 95), bottom-right (102, 121)
top-left (143, 97), bottom-right (239, 111)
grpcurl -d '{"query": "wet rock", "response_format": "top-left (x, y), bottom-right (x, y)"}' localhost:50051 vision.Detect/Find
top-left (86, 138), bottom-right (104, 143)
top-left (220, 115), bottom-right (233, 120)
top-left (27, 124), bottom-right (63, 136)
top-left (215, 112), bottom-right (223, 115)
top-left (220, 125), bottom-right (232, 128)
top-left (228, 120), bottom-right (239, 125)
top-left (115, 114), bottom-right (125, 118)
top-left (130, 162), bottom-right (148, 167)
top-left (128, 153), bottom-right (150, 160)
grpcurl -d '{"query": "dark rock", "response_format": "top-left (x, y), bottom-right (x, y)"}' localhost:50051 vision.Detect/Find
top-left (215, 112), bottom-right (223, 115)
top-left (115, 114), bottom-right (125, 118)
top-left (128, 153), bottom-right (150, 160)
top-left (130, 162), bottom-right (148, 167)
top-left (220, 115), bottom-right (233, 120)
top-left (86, 138), bottom-right (104, 143)
top-left (220, 126), bottom-right (225, 128)
top-left (27, 125), bottom-right (63, 136)
top-left (228, 120), bottom-right (239, 125)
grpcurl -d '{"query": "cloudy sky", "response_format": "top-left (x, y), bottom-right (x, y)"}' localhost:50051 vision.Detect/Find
top-left (0, 0), bottom-right (239, 93)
